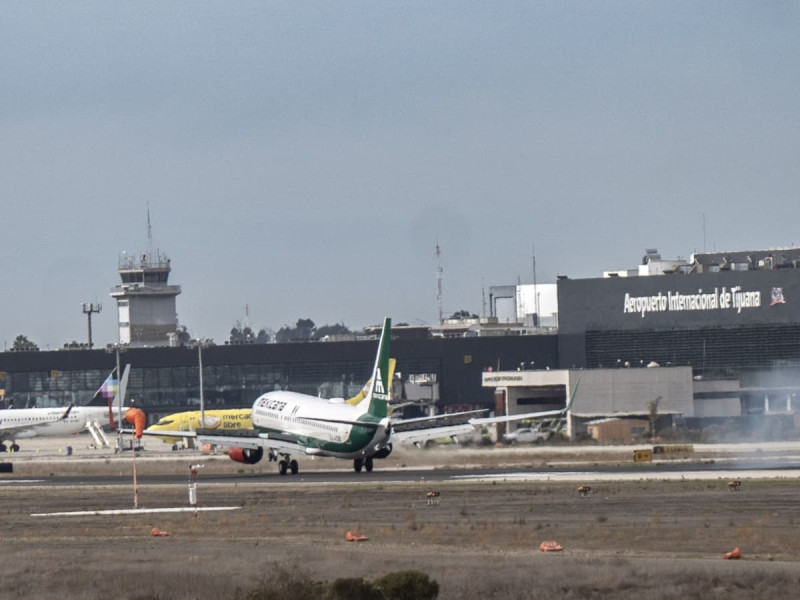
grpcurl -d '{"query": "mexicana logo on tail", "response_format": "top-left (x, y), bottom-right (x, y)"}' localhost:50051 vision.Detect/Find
top-left (373, 368), bottom-right (387, 399)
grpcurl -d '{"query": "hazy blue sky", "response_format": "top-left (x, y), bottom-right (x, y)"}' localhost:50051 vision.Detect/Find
top-left (2, 2), bottom-right (799, 349)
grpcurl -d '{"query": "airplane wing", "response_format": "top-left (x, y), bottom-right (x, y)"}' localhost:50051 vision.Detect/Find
top-left (469, 407), bottom-right (568, 425)
top-left (142, 427), bottom-right (314, 456)
top-left (390, 410), bottom-right (486, 446)
top-left (389, 380), bottom-right (580, 446)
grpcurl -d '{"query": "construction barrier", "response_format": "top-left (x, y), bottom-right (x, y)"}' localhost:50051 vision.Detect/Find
top-left (653, 444), bottom-right (694, 455)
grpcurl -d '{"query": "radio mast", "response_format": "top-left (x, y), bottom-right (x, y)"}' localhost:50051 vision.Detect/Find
top-left (435, 240), bottom-right (443, 324)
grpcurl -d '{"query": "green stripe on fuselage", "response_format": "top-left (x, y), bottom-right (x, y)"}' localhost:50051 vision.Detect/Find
top-left (257, 413), bottom-right (382, 456)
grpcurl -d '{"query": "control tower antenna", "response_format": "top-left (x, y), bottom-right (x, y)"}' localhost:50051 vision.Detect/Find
top-left (435, 239), bottom-right (443, 324)
top-left (481, 276), bottom-right (486, 318)
top-left (146, 203), bottom-right (155, 258)
top-left (532, 244), bottom-right (540, 324)
top-left (82, 302), bottom-right (102, 349)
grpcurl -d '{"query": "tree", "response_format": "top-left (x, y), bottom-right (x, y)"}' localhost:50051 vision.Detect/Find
top-left (275, 319), bottom-right (316, 343)
top-left (230, 321), bottom-right (270, 344)
top-left (175, 325), bottom-right (192, 346)
top-left (313, 323), bottom-right (351, 340)
top-left (648, 396), bottom-right (661, 439)
top-left (11, 335), bottom-right (39, 352)
top-left (448, 310), bottom-right (478, 320)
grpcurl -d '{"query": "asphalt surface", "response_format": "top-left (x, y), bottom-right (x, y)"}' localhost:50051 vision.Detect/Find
top-left (4, 435), bottom-right (800, 487)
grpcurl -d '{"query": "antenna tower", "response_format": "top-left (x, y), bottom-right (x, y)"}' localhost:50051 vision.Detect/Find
top-left (532, 245), bottom-right (540, 324)
top-left (481, 276), bottom-right (486, 318)
top-left (435, 240), bottom-right (443, 324)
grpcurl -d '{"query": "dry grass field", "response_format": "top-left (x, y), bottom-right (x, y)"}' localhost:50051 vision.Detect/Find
top-left (3, 464), bottom-right (800, 599)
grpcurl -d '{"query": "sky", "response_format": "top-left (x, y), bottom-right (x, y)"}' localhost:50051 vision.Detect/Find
top-left (1, 2), bottom-right (799, 350)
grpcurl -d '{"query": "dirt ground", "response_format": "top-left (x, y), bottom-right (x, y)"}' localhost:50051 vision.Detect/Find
top-left (2, 462), bottom-right (800, 600)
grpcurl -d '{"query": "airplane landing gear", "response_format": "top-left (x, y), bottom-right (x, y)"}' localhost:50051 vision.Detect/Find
top-left (353, 457), bottom-right (374, 473)
top-left (277, 455), bottom-right (300, 475)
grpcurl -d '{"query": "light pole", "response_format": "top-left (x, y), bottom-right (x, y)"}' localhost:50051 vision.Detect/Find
top-left (198, 342), bottom-right (205, 426)
top-left (82, 302), bottom-right (102, 348)
top-left (192, 338), bottom-right (211, 427)
top-left (105, 342), bottom-right (128, 452)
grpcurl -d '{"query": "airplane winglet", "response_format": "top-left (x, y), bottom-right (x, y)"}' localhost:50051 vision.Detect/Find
top-left (60, 405), bottom-right (74, 420)
top-left (565, 379), bottom-right (580, 412)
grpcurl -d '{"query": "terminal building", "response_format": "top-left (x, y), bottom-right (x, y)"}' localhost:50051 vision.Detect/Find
top-left (483, 248), bottom-right (800, 439)
top-left (2, 246), bottom-right (800, 438)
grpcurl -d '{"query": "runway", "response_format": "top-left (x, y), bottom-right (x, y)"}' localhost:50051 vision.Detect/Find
top-left (4, 453), bottom-right (800, 488)
top-left (3, 434), bottom-right (800, 488)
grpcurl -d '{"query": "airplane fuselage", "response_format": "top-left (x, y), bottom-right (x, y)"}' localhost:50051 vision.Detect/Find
top-left (252, 390), bottom-right (390, 459)
top-left (0, 406), bottom-right (112, 439)
top-left (147, 408), bottom-right (253, 444)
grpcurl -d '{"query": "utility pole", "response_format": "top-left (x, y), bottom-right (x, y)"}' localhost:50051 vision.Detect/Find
top-left (82, 302), bottom-right (102, 348)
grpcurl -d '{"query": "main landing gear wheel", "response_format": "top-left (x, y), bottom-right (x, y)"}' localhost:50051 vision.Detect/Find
top-left (278, 458), bottom-right (300, 475)
top-left (353, 457), bottom-right (374, 473)
top-left (10, 443), bottom-right (20, 453)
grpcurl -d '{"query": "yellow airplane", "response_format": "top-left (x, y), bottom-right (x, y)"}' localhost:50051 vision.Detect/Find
top-left (146, 359), bottom-right (396, 446)
top-left (147, 408), bottom-right (252, 445)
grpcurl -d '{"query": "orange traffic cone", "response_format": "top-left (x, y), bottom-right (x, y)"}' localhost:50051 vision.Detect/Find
top-left (539, 540), bottom-right (564, 552)
top-left (722, 547), bottom-right (741, 560)
top-left (151, 527), bottom-right (170, 537)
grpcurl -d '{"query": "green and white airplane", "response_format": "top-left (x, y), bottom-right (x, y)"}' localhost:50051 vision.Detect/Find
top-left (148, 317), bottom-right (396, 475)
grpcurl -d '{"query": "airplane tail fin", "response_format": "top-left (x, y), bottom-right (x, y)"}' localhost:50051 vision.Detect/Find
top-left (90, 364), bottom-right (130, 429)
top-left (356, 318), bottom-right (392, 419)
top-left (346, 358), bottom-right (396, 407)
top-left (89, 368), bottom-right (119, 407)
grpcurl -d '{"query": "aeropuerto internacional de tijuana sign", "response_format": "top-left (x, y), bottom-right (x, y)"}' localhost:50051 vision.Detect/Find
top-left (623, 286), bottom-right (786, 318)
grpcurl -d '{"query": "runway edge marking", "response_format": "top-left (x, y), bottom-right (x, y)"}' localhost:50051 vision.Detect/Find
top-left (31, 506), bottom-right (241, 517)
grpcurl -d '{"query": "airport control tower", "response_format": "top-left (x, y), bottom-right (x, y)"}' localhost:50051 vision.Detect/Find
top-left (109, 249), bottom-right (181, 347)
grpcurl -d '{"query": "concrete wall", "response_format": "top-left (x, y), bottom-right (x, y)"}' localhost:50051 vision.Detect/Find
top-left (587, 418), bottom-right (650, 444)
top-left (570, 367), bottom-right (693, 418)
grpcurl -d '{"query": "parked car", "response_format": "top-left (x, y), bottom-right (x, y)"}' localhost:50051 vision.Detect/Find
top-left (502, 427), bottom-right (549, 445)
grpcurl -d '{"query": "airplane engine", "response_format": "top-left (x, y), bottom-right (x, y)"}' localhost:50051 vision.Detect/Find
top-left (227, 446), bottom-right (264, 465)
top-left (373, 443), bottom-right (392, 459)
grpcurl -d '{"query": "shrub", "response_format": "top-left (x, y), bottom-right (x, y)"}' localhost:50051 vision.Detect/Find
top-left (374, 570), bottom-right (439, 600)
top-left (236, 563), bottom-right (320, 600)
top-left (328, 577), bottom-right (382, 600)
